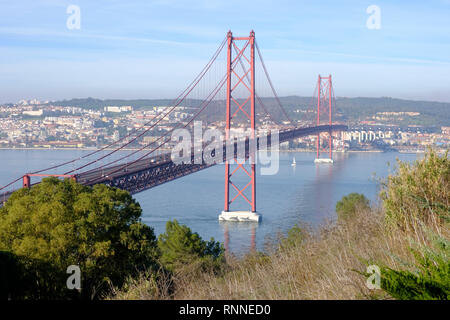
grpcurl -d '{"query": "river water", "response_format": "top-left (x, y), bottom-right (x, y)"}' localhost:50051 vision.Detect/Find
top-left (0, 149), bottom-right (419, 254)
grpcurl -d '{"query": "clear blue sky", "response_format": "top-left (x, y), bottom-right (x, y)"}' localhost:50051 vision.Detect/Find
top-left (1, 0), bottom-right (450, 103)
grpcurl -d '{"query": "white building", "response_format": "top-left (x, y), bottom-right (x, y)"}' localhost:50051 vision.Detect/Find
top-left (104, 106), bottom-right (133, 113)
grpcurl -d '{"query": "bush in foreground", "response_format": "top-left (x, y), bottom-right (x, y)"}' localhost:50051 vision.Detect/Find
top-left (371, 149), bottom-right (450, 299)
top-left (378, 233), bottom-right (449, 300)
top-left (112, 220), bottom-right (225, 300)
top-left (0, 177), bottom-right (159, 299)
top-left (336, 193), bottom-right (370, 221)
top-left (158, 219), bottom-right (225, 274)
top-left (380, 149), bottom-right (449, 231)
top-left (111, 149), bottom-right (449, 300)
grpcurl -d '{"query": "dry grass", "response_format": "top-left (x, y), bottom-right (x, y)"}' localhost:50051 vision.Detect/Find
top-left (112, 207), bottom-right (444, 300)
top-left (111, 149), bottom-right (449, 300)
top-left (173, 209), bottom-right (411, 300)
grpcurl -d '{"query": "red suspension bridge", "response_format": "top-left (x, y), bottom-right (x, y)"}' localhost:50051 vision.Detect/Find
top-left (0, 31), bottom-right (347, 219)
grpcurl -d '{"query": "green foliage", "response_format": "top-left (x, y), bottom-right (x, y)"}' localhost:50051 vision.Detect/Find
top-left (380, 149), bottom-right (450, 230)
top-left (48, 96), bottom-right (450, 126)
top-left (359, 149), bottom-right (450, 300)
top-left (0, 177), bottom-right (159, 299)
top-left (378, 233), bottom-right (450, 300)
top-left (280, 224), bottom-right (306, 249)
top-left (158, 219), bottom-right (224, 273)
top-left (335, 97), bottom-right (450, 126)
top-left (336, 193), bottom-right (370, 221)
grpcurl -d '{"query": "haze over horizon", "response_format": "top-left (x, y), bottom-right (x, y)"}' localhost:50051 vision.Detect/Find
top-left (6, 94), bottom-right (450, 106)
top-left (1, 0), bottom-right (450, 103)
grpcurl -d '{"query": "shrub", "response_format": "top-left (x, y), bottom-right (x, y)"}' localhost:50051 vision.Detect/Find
top-left (377, 233), bottom-right (449, 300)
top-left (279, 224), bottom-right (306, 249)
top-left (360, 149), bottom-right (450, 300)
top-left (158, 219), bottom-right (225, 274)
top-left (0, 177), bottom-right (159, 299)
top-left (380, 149), bottom-right (449, 231)
top-left (336, 193), bottom-right (370, 221)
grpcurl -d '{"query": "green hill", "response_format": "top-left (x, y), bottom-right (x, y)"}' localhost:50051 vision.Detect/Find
top-left (47, 96), bottom-right (450, 127)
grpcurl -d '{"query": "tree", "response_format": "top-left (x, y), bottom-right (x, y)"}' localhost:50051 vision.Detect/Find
top-left (0, 177), bottom-right (159, 299)
top-left (158, 220), bottom-right (224, 273)
top-left (336, 193), bottom-right (370, 221)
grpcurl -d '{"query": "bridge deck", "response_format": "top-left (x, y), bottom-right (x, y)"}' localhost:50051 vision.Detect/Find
top-left (1, 125), bottom-right (347, 204)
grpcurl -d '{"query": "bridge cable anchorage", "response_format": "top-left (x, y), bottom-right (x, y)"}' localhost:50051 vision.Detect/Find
top-left (0, 37), bottom-right (227, 190)
top-left (62, 38), bottom-right (227, 175)
top-left (81, 37), bottom-right (252, 177)
top-left (255, 41), bottom-right (293, 126)
top-left (232, 45), bottom-right (279, 126)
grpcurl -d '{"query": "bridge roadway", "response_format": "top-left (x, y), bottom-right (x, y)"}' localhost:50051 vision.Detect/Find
top-left (77, 124), bottom-right (347, 194)
top-left (1, 125), bottom-right (347, 203)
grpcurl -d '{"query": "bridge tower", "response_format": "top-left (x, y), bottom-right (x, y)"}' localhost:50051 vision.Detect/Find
top-left (314, 75), bottom-right (334, 164)
top-left (219, 30), bottom-right (260, 222)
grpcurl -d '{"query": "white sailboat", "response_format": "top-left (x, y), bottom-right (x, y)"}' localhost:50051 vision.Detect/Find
top-left (291, 157), bottom-right (296, 166)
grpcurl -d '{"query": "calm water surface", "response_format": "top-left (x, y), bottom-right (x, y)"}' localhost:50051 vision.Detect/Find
top-left (0, 149), bottom-right (419, 254)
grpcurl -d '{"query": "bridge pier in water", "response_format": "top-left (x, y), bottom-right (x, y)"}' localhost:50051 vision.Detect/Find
top-left (0, 31), bottom-right (348, 217)
top-left (314, 74), bottom-right (335, 164)
top-left (219, 30), bottom-right (261, 223)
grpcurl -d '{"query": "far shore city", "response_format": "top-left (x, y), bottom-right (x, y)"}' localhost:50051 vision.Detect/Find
top-left (1, 98), bottom-right (449, 153)
top-left (0, 0), bottom-right (448, 309)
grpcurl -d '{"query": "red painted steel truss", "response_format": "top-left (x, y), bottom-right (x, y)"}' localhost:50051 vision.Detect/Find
top-left (316, 75), bottom-right (334, 160)
top-left (224, 31), bottom-right (256, 212)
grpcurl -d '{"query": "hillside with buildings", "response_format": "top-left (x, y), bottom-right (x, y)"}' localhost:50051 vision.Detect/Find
top-left (0, 97), bottom-right (448, 152)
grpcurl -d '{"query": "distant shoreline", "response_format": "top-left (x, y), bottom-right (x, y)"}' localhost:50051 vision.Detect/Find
top-left (1, 147), bottom-right (382, 152)
top-left (0, 147), bottom-right (435, 154)
top-left (272, 149), bottom-right (384, 153)
top-left (0, 147), bottom-right (172, 151)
